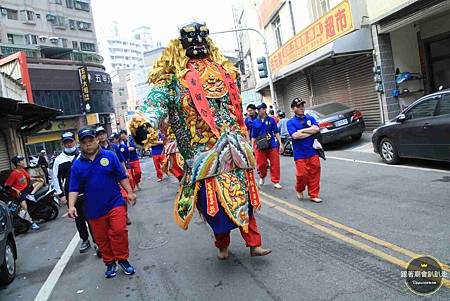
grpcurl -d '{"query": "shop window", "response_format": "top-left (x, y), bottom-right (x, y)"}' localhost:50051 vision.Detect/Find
top-left (272, 15), bottom-right (283, 49)
top-left (406, 97), bottom-right (439, 120)
top-left (427, 37), bottom-right (450, 92)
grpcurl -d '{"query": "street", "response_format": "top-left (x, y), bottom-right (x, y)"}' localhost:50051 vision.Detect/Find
top-left (0, 135), bottom-right (448, 301)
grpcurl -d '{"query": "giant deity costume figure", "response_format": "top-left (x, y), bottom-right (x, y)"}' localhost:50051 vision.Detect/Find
top-left (133, 22), bottom-right (271, 259)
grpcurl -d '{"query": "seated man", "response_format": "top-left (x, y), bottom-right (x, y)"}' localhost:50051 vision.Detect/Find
top-left (5, 155), bottom-right (43, 230)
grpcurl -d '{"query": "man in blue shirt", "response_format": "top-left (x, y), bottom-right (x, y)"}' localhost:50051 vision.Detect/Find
top-left (68, 127), bottom-right (137, 278)
top-left (251, 103), bottom-right (283, 189)
top-left (244, 104), bottom-right (257, 141)
top-left (287, 98), bottom-right (322, 203)
top-left (127, 135), bottom-right (142, 190)
top-left (151, 132), bottom-right (165, 182)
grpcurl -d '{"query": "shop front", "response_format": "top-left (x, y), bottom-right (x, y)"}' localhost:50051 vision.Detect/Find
top-left (371, 0), bottom-right (450, 119)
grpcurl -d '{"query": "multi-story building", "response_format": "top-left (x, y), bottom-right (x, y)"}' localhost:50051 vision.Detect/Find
top-left (368, 0), bottom-right (450, 119)
top-left (0, 0), bottom-right (97, 53)
top-left (0, 0), bottom-right (114, 156)
top-left (98, 22), bottom-right (154, 72)
top-left (111, 68), bottom-right (133, 129)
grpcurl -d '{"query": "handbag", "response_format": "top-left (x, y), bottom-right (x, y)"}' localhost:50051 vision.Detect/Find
top-left (256, 134), bottom-right (272, 150)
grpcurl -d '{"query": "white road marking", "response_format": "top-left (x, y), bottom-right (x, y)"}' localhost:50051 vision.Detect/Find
top-left (327, 156), bottom-right (450, 174)
top-left (349, 142), bottom-right (373, 153)
top-left (34, 232), bottom-right (79, 301)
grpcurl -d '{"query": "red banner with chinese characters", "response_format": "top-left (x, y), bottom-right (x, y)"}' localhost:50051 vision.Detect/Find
top-left (205, 178), bottom-right (219, 217)
top-left (269, 0), bottom-right (354, 73)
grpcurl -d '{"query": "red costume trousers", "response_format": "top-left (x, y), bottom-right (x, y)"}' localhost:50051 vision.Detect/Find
top-left (89, 205), bottom-right (129, 264)
top-left (152, 154), bottom-right (165, 180)
top-left (255, 147), bottom-right (280, 183)
top-left (170, 154), bottom-right (184, 181)
top-left (295, 154), bottom-right (321, 198)
top-left (214, 214), bottom-right (262, 249)
top-left (129, 160), bottom-right (142, 185)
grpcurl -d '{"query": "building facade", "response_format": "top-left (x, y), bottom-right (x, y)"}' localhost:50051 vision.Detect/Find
top-left (0, 0), bottom-right (97, 53)
top-left (244, 0), bottom-right (382, 129)
top-left (369, 0), bottom-right (450, 120)
top-left (98, 22), bottom-right (154, 72)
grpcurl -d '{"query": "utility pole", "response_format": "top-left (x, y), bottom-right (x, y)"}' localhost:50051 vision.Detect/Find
top-left (210, 28), bottom-right (278, 111)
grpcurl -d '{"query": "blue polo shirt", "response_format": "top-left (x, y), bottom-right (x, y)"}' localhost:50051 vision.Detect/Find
top-left (69, 148), bottom-right (127, 219)
top-left (151, 133), bottom-right (164, 156)
top-left (101, 142), bottom-right (125, 164)
top-left (287, 114), bottom-right (319, 160)
top-left (251, 116), bottom-right (280, 148)
top-left (128, 136), bottom-right (139, 162)
top-left (119, 141), bottom-right (131, 168)
top-left (245, 116), bottom-right (255, 134)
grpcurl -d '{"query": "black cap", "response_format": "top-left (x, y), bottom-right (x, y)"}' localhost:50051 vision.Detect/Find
top-left (119, 129), bottom-right (127, 135)
top-left (78, 127), bottom-right (96, 141)
top-left (96, 126), bottom-right (107, 135)
top-left (61, 131), bottom-right (75, 142)
top-left (246, 104), bottom-right (257, 110)
top-left (11, 155), bottom-right (25, 166)
top-left (290, 98), bottom-right (306, 108)
top-left (256, 103), bottom-right (267, 110)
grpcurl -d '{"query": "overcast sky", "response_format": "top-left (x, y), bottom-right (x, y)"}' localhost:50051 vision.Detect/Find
top-left (92, 0), bottom-right (240, 54)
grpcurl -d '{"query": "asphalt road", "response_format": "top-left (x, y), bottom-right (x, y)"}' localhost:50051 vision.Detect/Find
top-left (1, 136), bottom-right (449, 301)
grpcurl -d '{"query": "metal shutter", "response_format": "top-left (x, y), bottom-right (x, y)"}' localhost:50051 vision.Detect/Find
top-left (279, 74), bottom-right (310, 113)
top-left (311, 55), bottom-right (381, 129)
top-left (0, 132), bottom-right (10, 172)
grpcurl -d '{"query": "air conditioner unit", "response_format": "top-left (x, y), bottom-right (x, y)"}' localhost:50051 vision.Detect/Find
top-left (49, 36), bottom-right (59, 43)
top-left (1, 8), bottom-right (8, 15)
top-left (39, 35), bottom-right (48, 41)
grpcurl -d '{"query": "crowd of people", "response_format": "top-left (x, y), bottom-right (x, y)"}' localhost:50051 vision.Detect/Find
top-left (3, 125), bottom-right (171, 278)
top-left (245, 98), bottom-right (323, 203)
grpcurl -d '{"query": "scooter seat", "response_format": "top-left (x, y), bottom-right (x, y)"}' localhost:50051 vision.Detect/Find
top-left (33, 186), bottom-right (49, 199)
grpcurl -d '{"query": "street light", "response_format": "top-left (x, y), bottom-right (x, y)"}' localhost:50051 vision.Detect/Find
top-left (210, 27), bottom-right (278, 111)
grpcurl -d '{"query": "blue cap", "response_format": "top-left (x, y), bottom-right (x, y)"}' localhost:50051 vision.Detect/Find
top-left (11, 155), bottom-right (25, 166)
top-left (61, 131), bottom-right (75, 142)
top-left (256, 103), bottom-right (267, 110)
top-left (78, 127), bottom-right (96, 140)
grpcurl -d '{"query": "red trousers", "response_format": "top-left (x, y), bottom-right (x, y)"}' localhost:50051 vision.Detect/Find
top-left (214, 214), bottom-right (262, 249)
top-left (152, 154), bottom-right (165, 180)
top-left (89, 205), bottom-right (129, 264)
top-left (129, 160), bottom-right (142, 185)
top-left (255, 147), bottom-right (280, 183)
top-left (170, 154), bottom-right (184, 181)
top-left (295, 155), bottom-right (321, 198)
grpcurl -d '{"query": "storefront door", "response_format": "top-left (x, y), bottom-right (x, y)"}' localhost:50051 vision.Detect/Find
top-left (426, 34), bottom-right (450, 91)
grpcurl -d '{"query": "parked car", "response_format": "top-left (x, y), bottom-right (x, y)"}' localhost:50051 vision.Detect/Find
top-left (305, 102), bottom-right (365, 144)
top-left (372, 89), bottom-right (450, 164)
top-left (0, 200), bottom-right (17, 285)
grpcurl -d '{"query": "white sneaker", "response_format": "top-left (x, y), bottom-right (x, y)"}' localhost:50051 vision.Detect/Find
top-left (259, 178), bottom-right (265, 186)
top-left (273, 183), bottom-right (283, 189)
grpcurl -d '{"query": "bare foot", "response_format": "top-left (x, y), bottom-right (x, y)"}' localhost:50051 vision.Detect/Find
top-left (217, 247), bottom-right (229, 260)
top-left (250, 246), bottom-right (272, 257)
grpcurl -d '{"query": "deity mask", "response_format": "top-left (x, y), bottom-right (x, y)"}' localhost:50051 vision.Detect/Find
top-left (179, 21), bottom-right (210, 59)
